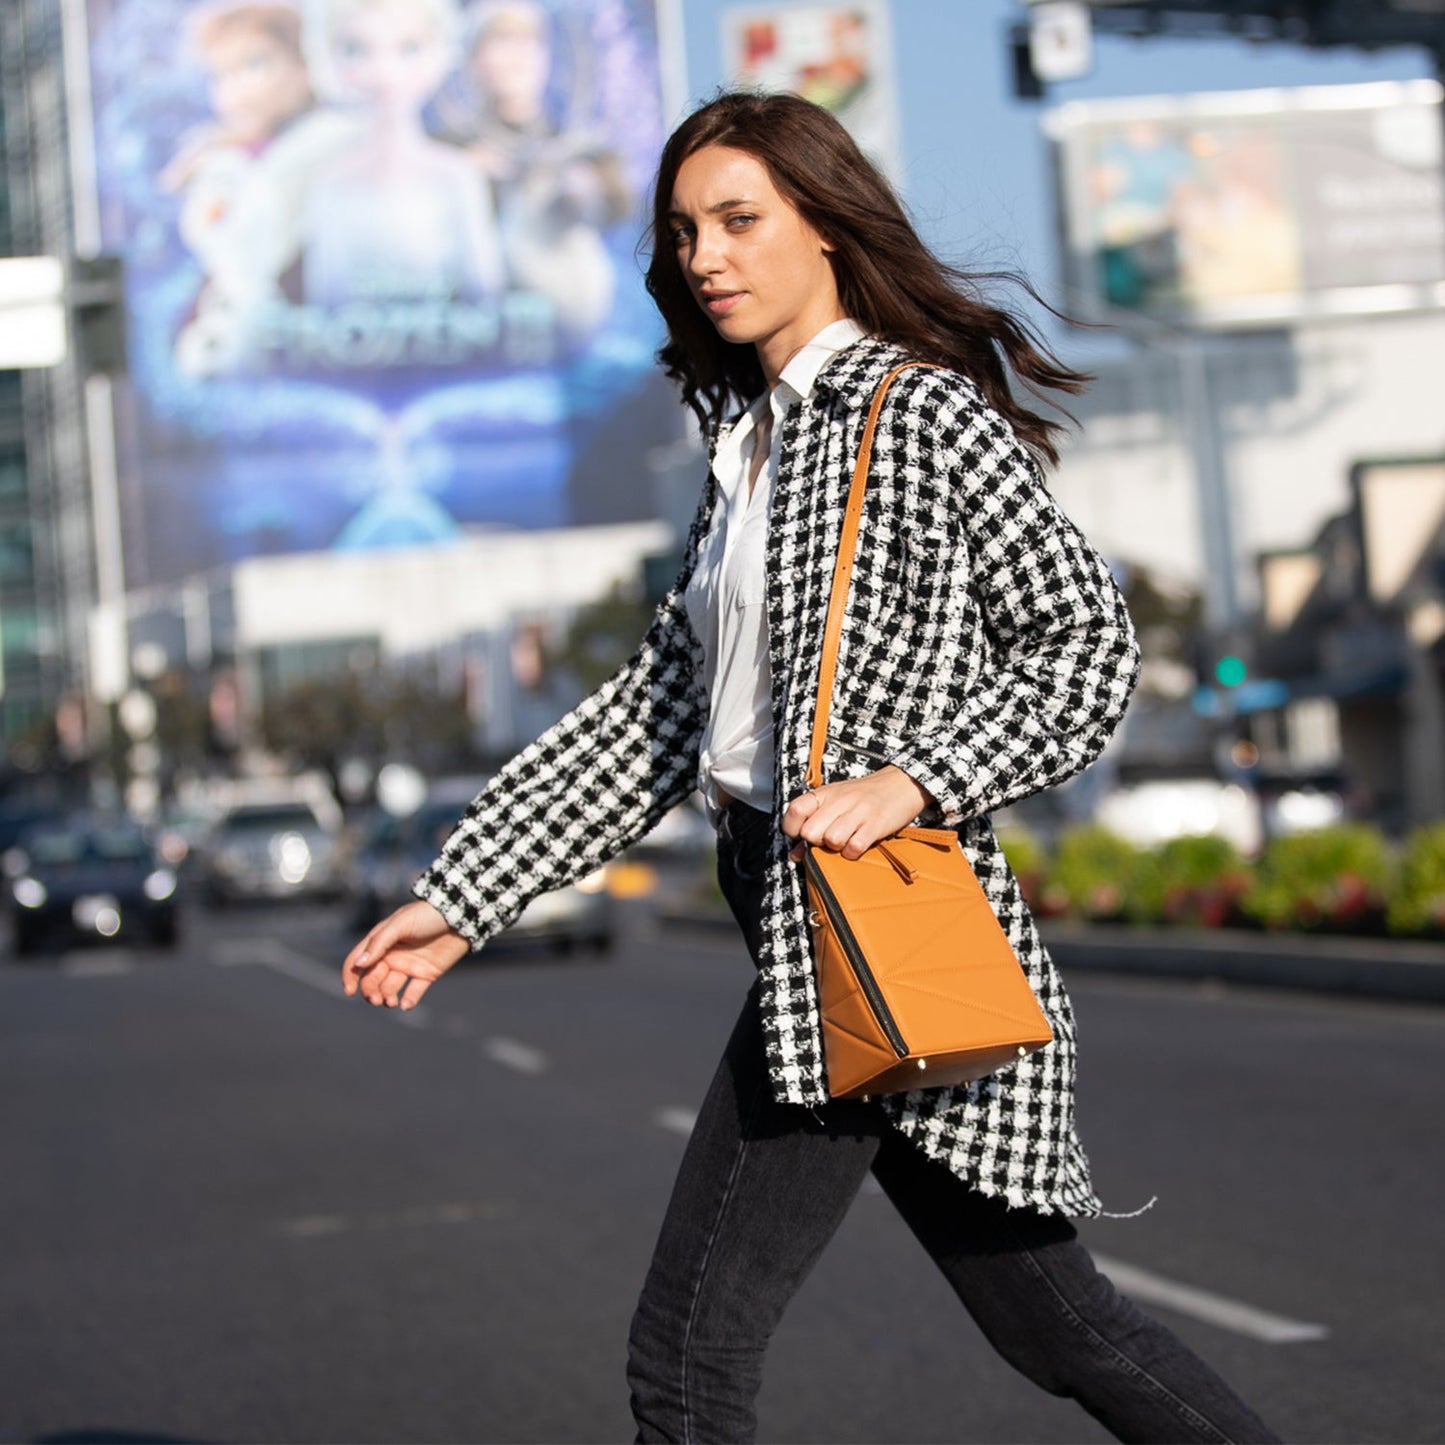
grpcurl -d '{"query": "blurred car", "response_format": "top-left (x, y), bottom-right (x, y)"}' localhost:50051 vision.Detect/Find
top-left (154, 802), bottom-right (217, 876)
top-left (200, 798), bottom-right (344, 905)
top-left (348, 779), bottom-right (614, 953)
top-left (7, 817), bottom-right (179, 955)
top-left (0, 797), bottom-right (70, 854)
top-left (629, 795), bottom-right (713, 859)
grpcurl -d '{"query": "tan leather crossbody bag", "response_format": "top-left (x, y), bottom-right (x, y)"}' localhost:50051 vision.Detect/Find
top-left (802, 363), bottom-right (1054, 1098)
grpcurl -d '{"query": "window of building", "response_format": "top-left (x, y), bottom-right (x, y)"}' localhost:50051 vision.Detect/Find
top-left (0, 519), bottom-right (34, 582)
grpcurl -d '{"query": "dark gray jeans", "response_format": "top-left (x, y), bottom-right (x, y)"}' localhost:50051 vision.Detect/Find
top-left (626, 801), bottom-right (1279, 1444)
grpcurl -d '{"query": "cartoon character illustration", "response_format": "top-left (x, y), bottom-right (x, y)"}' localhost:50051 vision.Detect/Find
top-left (163, 2), bottom-right (323, 373)
top-left (297, 0), bottom-right (506, 307)
top-left (445, 1), bottom-right (631, 337)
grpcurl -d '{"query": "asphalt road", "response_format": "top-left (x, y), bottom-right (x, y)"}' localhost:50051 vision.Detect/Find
top-left (1, 896), bottom-right (1440, 1445)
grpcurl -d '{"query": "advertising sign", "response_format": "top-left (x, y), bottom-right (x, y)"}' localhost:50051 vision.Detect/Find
top-left (721, 2), bottom-right (900, 182)
top-left (1046, 81), bottom-right (1445, 329)
top-left (82, 0), bottom-right (674, 590)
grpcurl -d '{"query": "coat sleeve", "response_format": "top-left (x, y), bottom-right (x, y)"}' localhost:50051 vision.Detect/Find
top-left (889, 385), bottom-right (1140, 826)
top-left (412, 490), bottom-right (713, 949)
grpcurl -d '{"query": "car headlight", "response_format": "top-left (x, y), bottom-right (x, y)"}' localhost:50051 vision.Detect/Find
top-left (572, 867), bottom-right (609, 895)
top-left (275, 832), bottom-right (312, 884)
top-left (13, 877), bottom-right (47, 909)
top-left (143, 869), bottom-right (178, 902)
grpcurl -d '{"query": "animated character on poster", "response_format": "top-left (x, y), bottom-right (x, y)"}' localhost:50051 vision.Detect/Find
top-left (87, 0), bottom-right (670, 579)
top-left (299, 0), bottom-right (506, 308)
top-left (437, 0), bottom-right (631, 339)
top-left (163, 2), bottom-right (335, 374)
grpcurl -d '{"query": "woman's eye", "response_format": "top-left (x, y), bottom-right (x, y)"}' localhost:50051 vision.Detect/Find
top-left (669, 227), bottom-right (692, 247)
top-left (727, 213), bottom-right (756, 229)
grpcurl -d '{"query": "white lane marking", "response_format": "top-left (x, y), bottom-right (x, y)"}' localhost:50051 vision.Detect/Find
top-left (1091, 1253), bottom-right (1329, 1344)
top-left (211, 940), bottom-right (257, 967)
top-left (59, 954), bottom-right (136, 977)
top-left (275, 1200), bottom-right (509, 1238)
top-left (249, 939), bottom-right (347, 997)
top-left (483, 1035), bottom-right (549, 1075)
top-left (654, 1107), bottom-right (697, 1137)
top-left (278, 1214), bottom-right (348, 1238)
top-left (215, 939), bottom-right (451, 1025)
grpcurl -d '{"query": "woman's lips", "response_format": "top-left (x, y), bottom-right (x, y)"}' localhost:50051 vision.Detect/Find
top-left (702, 290), bottom-right (743, 316)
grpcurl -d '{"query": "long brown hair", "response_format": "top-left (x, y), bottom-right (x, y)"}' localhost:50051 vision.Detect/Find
top-left (645, 91), bottom-right (1090, 468)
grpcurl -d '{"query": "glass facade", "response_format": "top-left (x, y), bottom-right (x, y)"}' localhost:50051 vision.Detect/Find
top-left (0, 4), bottom-right (72, 747)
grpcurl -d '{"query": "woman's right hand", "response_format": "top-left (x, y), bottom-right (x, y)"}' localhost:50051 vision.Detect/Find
top-left (341, 899), bottom-right (471, 1012)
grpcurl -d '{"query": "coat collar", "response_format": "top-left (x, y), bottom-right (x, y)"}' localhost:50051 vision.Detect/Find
top-left (809, 337), bottom-right (916, 411)
top-left (706, 337), bottom-right (915, 461)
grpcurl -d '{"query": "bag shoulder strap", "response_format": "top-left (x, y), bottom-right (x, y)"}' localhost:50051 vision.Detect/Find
top-left (806, 361), bottom-right (934, 790)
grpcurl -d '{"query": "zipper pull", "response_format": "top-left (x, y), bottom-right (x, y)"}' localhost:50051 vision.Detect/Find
top-left (874, 839), bottom-right (919, 884)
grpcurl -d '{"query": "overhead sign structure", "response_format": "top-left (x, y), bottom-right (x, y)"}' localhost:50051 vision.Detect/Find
top-left (1029, 2), bottom-right (1093, 84)
top-left (78, 0), bottom-right (675, 592)
top-left (1046, 80), bottom-right (1445, 329)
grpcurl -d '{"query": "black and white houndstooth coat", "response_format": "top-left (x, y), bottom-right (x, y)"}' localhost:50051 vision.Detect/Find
top-left (416, 338), bottom-right (1140, 1217)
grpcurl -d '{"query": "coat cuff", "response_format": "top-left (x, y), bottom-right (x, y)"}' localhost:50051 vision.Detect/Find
top-left (888, 748), bottom-right (970, 828)
top-left (412, 865), bottom-right (502, 952)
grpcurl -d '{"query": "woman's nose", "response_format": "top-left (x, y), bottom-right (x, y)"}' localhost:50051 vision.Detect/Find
top-left (688, 228), bottom-right (724, 277)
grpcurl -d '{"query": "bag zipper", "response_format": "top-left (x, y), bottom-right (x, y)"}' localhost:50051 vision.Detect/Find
top-left (835, 740), bottom-right (893, 766)
top-left (803, 851), bottom-right (909, 1059)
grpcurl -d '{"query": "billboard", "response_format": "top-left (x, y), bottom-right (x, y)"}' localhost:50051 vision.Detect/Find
top-left (81, 0), bottom-right (675, 590)
top-left (1046, 81), bottom-right (1445, 329)
top-left (720, 2), bottom-right (901, 182)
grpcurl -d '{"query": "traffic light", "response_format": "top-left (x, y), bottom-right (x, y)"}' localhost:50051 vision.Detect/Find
top-left (1214, 653), bottom-right (1248, 689)
top-left (1009, 25), bottom-right (1046, 100)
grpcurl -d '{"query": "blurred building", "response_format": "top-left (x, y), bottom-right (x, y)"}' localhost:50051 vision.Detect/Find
top-left (1040, 78), bottom-right (1445, 826)
top-left (1251, 456), bottom-right (1445, 831)
top-left (0, 0), bottom-right (687, 799)
top-left (0, 3), bottom-right (89, 752)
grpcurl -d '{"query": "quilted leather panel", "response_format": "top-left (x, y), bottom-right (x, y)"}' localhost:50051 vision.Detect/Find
top-left (807, 829), bottom-right (1052, 1097)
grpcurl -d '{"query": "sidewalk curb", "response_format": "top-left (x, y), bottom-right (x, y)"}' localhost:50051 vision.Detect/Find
top-left (657, 908), bottom-right (1445, 1005)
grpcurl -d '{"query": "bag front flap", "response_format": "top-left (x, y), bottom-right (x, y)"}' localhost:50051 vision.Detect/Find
top-left (807, 835), bottom-right (1053, 1055)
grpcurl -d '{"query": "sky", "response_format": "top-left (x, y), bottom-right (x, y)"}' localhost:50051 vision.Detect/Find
top-left (671, 0), bottom-right (1437, 354)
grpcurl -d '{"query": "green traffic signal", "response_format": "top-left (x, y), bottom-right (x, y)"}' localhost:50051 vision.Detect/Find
top-left (1214, 655), bottom-right (1248, 688)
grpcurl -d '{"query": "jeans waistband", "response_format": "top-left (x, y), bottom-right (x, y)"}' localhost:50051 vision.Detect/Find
top-left (716, 799), bottom-right (772, 841)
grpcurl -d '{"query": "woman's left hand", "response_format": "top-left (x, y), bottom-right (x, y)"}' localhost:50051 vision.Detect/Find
top-left (780, 765), bottom-right (932, 862)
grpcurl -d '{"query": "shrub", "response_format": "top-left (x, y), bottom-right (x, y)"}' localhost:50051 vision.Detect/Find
top-left (1129, 833), bottom-right (1251, 927)
top-left (995, 824), bottom-right (1060, 915)
top-left (1050, 824), bottom-right (1140, 922)
top-left (1241, 824), bottom-right (1391, 933)
top-left (1386, 822), bottom-right (1445, 936)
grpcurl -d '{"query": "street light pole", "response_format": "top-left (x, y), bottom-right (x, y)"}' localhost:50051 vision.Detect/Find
top-left (1053, 285), bottom-right (1244, 634)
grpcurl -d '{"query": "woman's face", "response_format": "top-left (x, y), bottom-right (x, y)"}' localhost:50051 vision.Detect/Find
top-left (668, 144), bottom-right (844, 383)
top-left (330, 3), bottom-right (450, 116)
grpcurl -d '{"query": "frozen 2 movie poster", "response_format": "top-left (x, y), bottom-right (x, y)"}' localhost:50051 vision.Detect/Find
top-left (85, 0), bottom-right (671, 588)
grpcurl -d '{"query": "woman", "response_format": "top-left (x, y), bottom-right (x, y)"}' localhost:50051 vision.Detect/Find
top-left (342, 92), bottom-right (1277, 1444)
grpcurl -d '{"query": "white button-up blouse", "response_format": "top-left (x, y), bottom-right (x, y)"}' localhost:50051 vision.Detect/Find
top-left (683, 318), bottom-right (867, 817)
